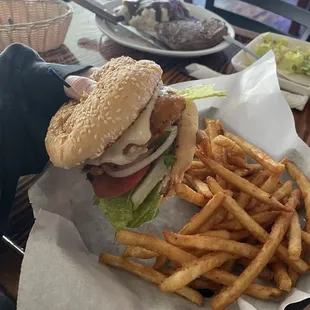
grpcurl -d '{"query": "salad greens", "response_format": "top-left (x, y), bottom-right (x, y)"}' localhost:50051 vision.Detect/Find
top-left (176, 84), bottom-right (226, 101)
top-left (255, 33), bottom-right (310, 76)
top-left (94, 183), bottom-right (162, 231)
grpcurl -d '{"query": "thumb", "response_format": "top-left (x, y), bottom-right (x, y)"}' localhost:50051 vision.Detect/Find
top-left (64, 75), bottom-right (96, 100)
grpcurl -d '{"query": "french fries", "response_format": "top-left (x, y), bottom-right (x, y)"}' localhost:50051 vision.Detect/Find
top-left (160, 252), bottom-right (237, 292)
top-left (122, 246), bottom-right (158, 259)
top-left (272, 262), bottom-right (292, 291)
top-left (211, 190), bottom-right (300, 310)
top-left (197, 153), bottom-right (290, 212)
top-left (99, 253), bottom-right (203, 305)
top-left (185, 174), bottom-right (213, 199)
top-left (205, 178), bottom-right (309, 273)
top-left (175, 183), bottom-right (209, 207)
top-left (288, 212), bottom-right (302, 260)
top-left (224, 131), bottom-right (285, 173)
top-left (163, 230), bottom-right (276, 262)
top-left (179, 192), bottom-right (225, 235)
top-left (216, 211), bottom-right (279, 231)
top-left (99, 118), bottom-right (310, 310)
top-left (212, 135), bottom-right (243, 155)
top-left (286, 161), bottom-right (310, 233)
top-left (206, 269), bottom-right (282, 300)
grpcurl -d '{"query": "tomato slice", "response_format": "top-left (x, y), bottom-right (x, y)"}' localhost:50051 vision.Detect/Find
top-left (89, 165), bottom-right (149, 199)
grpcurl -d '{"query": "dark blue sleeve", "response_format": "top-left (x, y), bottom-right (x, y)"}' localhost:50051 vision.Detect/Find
top-left (0, 43), bottom-right (92, 236)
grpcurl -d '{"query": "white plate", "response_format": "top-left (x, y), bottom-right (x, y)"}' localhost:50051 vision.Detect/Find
top-left (95, 0), bottom-right (235, 58)
top-left (231, 32), bottom-right (310, 96)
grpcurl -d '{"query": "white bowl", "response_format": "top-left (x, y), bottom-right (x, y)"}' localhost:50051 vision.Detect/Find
top-left (231, 32), bottom-right (310, 96)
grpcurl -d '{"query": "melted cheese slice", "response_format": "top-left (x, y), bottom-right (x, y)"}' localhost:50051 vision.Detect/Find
top-left (86, 88), bottom-right (160, 166)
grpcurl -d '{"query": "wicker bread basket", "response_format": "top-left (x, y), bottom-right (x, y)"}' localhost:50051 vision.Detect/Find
top-left (0, 0), bottom-right (73, 52)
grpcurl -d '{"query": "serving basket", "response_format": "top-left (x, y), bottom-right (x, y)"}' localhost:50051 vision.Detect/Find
top-left (0, 0), bottom-right (73, 53)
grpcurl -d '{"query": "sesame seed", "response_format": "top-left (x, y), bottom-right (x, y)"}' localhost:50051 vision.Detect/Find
top-left (107, 101), bottom-right (111, 106)
top-left (88, 129), bottom-right (91, 133)
top-left (91, 124), bottom-right (95, 128)
top-left (104, 120), bottom-right (108, 124)
top-left (77, 137), bottom-right (80, 143)
top-left (105, 112), bottom-right (110, 117)
top-left (97, 148), bottom-right (101, 152)
top-left (137, 96), bottom-right (141, 101)
top-left (115, 95), bottom-right (120, 99)
top-left (78, 148), bottom-right (82, 154)
top-left (125, 116), bottom-right (130, 121)
top-left (107, 117), bottom-right (112, 120)
top-left (94, 135), bottom-right (98, 140)
top-left (116, 117), bottom-right (121, 121)
top-left (116, 109), bottom-right (121, 113)
top-left (103, 107), bottom-right (108, 110)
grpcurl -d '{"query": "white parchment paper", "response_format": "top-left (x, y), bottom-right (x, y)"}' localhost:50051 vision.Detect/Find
top-left (17, 52), bottom-right (310, 310)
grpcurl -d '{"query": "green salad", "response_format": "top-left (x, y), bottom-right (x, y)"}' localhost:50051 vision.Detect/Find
top-left (254, 33), bottom-right (310, 76)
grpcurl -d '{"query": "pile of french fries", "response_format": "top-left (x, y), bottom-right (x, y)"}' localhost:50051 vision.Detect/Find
top-left (99, 118), bottom-right (310, 310)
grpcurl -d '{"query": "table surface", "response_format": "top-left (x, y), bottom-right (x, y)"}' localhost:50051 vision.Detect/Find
top-left (3, 0), bottom-right (310, 302)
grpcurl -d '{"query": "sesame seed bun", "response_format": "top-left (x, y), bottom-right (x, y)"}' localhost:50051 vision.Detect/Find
top-left (45, 56), bottom-right (163, 169)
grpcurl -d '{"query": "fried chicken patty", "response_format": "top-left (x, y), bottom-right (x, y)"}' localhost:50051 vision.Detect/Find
top-left (150, 93), bottom-right (186, 138)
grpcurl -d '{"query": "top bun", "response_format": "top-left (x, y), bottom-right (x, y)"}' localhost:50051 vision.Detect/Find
top-left (45, 56), bottom-right (162, 168)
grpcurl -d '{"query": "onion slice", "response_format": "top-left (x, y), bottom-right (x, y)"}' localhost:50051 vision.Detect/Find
top-left (103, 126), bottom-right (178, 178)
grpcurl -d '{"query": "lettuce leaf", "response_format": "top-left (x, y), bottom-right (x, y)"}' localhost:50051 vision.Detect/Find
top-left (94, 183), bottom-right (162, 231)
top-left (164, 154), bottom-right (177, 168)
top-left (128, 183), bottom-right (162, 228)
top-left (176, 84), bottom-right (226, 101)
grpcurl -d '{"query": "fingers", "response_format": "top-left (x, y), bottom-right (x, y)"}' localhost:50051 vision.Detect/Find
top-left (64, 75), bottom-right (96, 100)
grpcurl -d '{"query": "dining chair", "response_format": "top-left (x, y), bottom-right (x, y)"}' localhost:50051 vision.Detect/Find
top-left (204, 0), bottom-right (310, 40)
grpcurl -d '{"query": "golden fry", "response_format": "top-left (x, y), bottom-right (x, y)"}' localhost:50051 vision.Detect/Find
top-left (288, 212), bottom-right (302, 261)
top-left (185, 174), bottom-right (213, 199)
top-left (160, 268), bottom-right (221, 292)
top-left (210, 189), bottom-right (300, 310)
top-left (197, 130), bottom-right (212, 158)
top-left (212, 135), bottom-right (243, 155)
top-left (199, 230), bottom-right (231, 239)
top-left (99, 253), bottom-right (203, 306)
top-left (206, 269), bottom-right (282, 300)
top-left (122, 246), bottom-right (158, 259)
top-left (175, 183), bottom-right (209, 207)
top-left (189, 161), bottom-right (205, 170)
top-left (230, 230), bottom-right (251, 241)
top-left (186, 167), bottom-right (214, 180)
top-left (216, 211), bottom-right (279, 231)
top-left (288, 266), bottom-right (300, 287)
top-left (197, 154), bottom-right (290, 212)
top-left (301, 230), bottom-right (310, 246)
top-left (163, 230), bottom-right (276, 262)
top-left (159, 252), bottom-right (237, 292)
top-left (205, 179), bottom-right (309, 273)
top-left (272, 262), bottom-right (292, 291)
top-left (234, 164), bottom-right (263, 177)
top-left (250, 181), bottom-right (293, 214)
top-left (179, 192), bottom-right (225, 235)
top-left (227, 153), bottom-right (247, 168)
top-left (224, 131), bottom-right (285, 173)
top-left (208, 120), bottom-right (227, 188)
top-left (196, 207), bottom-right (227, 232)
top-left (116, 230), bottom-right (195, 265)
top-left (286, 161), bottom-right (310, 233)
top-left (237, 257), bottom-right (274, 281)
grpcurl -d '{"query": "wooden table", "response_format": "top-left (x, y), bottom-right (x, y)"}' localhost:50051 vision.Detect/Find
top-left (2, 1), bottom-right (310, 304)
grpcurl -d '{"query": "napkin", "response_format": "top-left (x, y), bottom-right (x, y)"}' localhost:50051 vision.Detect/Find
top-left (185, 63), bottom-right (308, 111)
